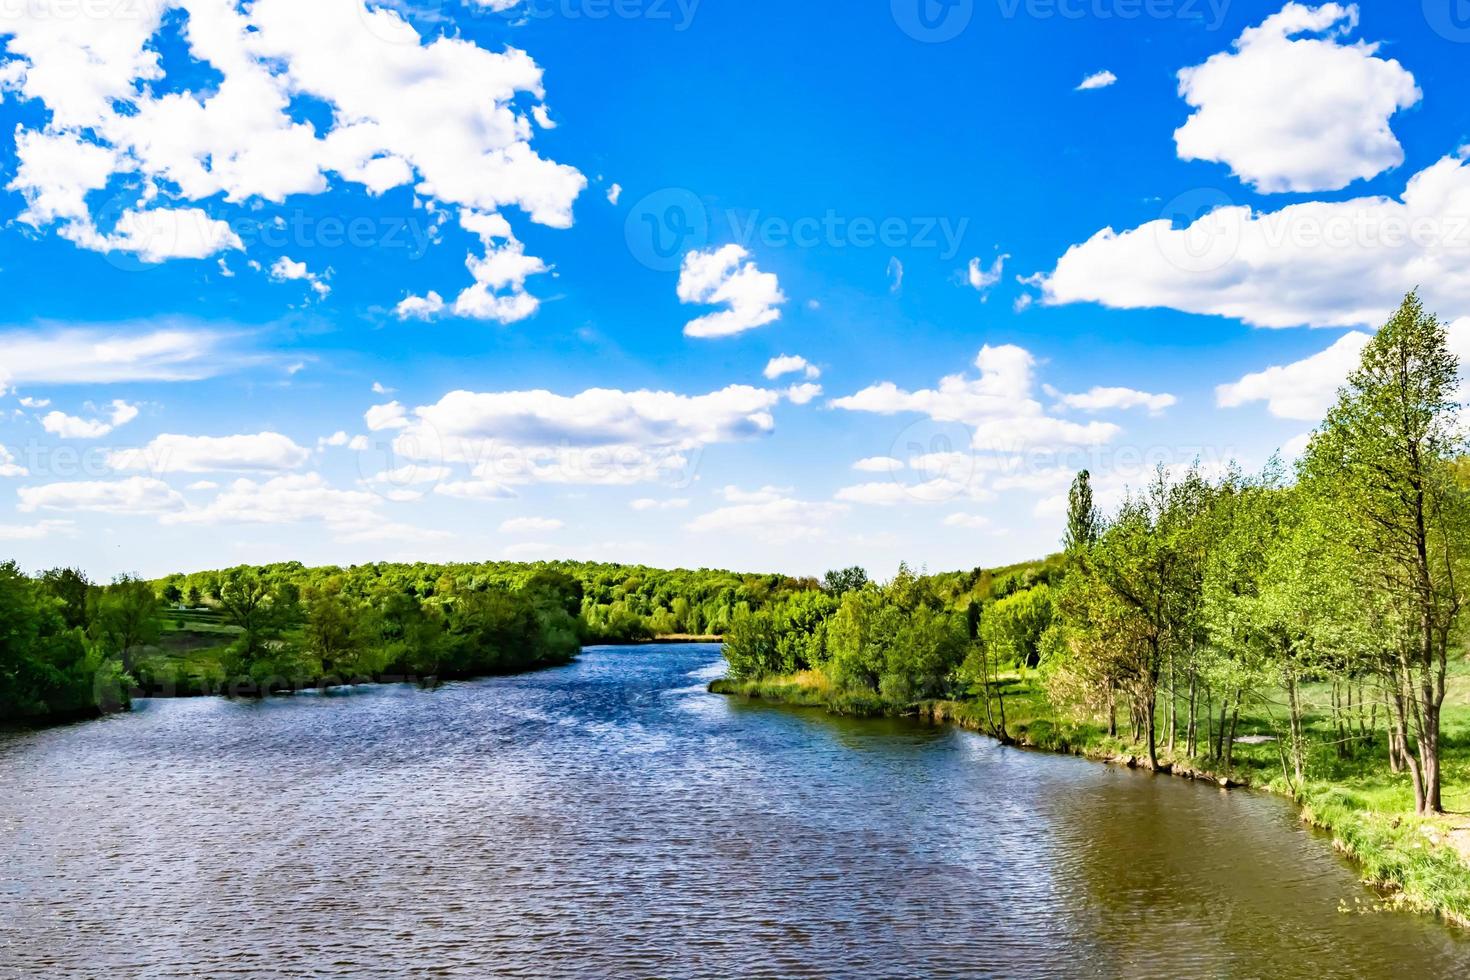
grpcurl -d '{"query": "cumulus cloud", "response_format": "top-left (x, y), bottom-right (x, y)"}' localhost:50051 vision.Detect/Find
top-left (835, 478), bottom-right (994, 507)
top-left (1215, 332), bottom-right (1371, 420)
top-left (164, 473), bottom-right (378, 527)
top-left (1076, 70), bottom-right (1117, 91)
top-left (41, 400), bottom-right (138, 438)
top-left (385, 383), bottom-right (781, 486)
top-left (365, 401), bottom-right (411, 431)
top-left (678, 245), bottom-right (786, 338)
top-left (1054, 386), bottom-right (1177, 414)
top-left (319, 431), bottom-right (369, 451)
top-left (0, 519), bottom-right (76, 541)
top-left (686, 492), bottom-right (846, 539)
top-left (0, 0), bottom-right (583, 305)
top-left (398, 211), bottom-right (548, 324)
top-left (832, 344), bottom-right (1121, 453)
top-left (1173, 3), bottom-right (1419, 193)
top-left (764, 354), bottom-right (820, 380)
top-left (1039, 154), bottom-right (1470, 329)
top-left (19, 477), bottom-right (186, 514)
top-left (0, 445), bottom-right (29, 478)
top-left (108, 432), bottom-right (311, 473)
top-left (395, 291), bottom-right (446, 320)
top-left (785, 383), bottom-right (822, 405)
top-left (269, 256), bottom-right (331, 298)
top-left (967, 255), bottom-right (1006, 298)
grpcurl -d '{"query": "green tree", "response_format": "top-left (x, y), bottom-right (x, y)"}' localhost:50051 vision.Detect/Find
top-left (1301, 291), bottom-right (1468, 813)
top-left (1063, 470), bottom-right (1099, 555)
top-left (94, 574), bottom-right (160, 674)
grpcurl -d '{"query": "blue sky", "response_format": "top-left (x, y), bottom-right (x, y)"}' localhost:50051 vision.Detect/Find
top-left (2, 0), bottom-right (1470, 579)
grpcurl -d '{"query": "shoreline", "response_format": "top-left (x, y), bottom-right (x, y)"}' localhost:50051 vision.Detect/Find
top-left (710, 675), bottom-right (1470, 930)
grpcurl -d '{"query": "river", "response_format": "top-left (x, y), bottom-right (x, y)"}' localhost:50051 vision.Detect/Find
top-left (1, 643), bottom-right (1466, 978)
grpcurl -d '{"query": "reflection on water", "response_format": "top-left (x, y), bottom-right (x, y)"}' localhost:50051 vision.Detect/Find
top-left (1, 644), bottom-right (1465, 978)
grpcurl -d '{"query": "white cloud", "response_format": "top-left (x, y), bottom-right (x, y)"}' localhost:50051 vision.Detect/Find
top-left (686, 494), bottom-right (846, 539)
top-left (19, 477), bottom-right (186, 514)
top-left (17, 396), bottom-right (50, 408)
top-left (371, 381), bottom-right (395, 395)
top-left (678, 245), bottom-right (786, 338)
top-left (764, 354), bottom-right (820, 380)
top-left (68, 207), bottom-right (243, 263)
top-left (719, 485), bottom-right (792, 504)
top-left (630, 497), bottom-right (689, 511)
top-left (269, 256), bottom-right (330, 298)
top-left (887, 256), bottom-right (904, 294)
top-left (1215, 331), bottom-right (1371, 419)
top-left (785, 383), bottom-right (822, 405)
top-left (365, 401), bottom-right (410, 431)
top-left (0, 519), bottom-right (75, 541)
top-left (1039, 154), bottom-right (1470, 329)
top-left (434, 479), bottom-right (518, 500)
top-left (967, 255), bottom-right (1006, 298)
top-left (944, 513), bottom-right (992, 529)
top-left (0, 445), bottom-right (29, 478)
top-left (108, 432), bottom-right (311, 473)
top-left (186, 480), bottom-right (219, 491)
top-left (500, 516), bottom-right (564, 533)
top-left (1174, 3), bottom-right (1419, 193)
top-left (606, 182), bottom-right (622, 205)
top-left (1076, 70), bottom-right (1117, 91)
top-left (395, 291), bottom-right (446, 320)
top-left (388, 384), bottom-right (780, 486)
top-left (836, 478), bottom-right (991, 506)
top-left (164, 473), bottom-right (378, 527)
top-left (1055, 386), bottom-right (1177, 414)
top-left (363, 464), bottom-right (453, 486)
top-left (832, 344), bottom-right (1121, 453)
top-left (41, 400), bottom-right (138, 438)
top-left (0, 325), bottom-right (239, 387)
top-left (852, 456), bottom-right (903, 473)
top-left (1, 0), bottom-right (583, 305)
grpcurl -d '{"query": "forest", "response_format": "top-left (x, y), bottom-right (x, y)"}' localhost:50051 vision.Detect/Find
top-left (0, 556), bottom-right (820, 722)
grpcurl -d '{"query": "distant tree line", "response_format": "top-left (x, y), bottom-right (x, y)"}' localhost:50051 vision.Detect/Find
top-left (1, 557), bottom-right (824, 723)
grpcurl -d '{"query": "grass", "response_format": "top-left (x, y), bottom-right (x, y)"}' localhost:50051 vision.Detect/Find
top-left (713, 658), bottom-right (1470, 928)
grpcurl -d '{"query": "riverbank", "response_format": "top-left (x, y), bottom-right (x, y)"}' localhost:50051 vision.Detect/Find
top-left (711, 671), bottom-right (1470, 929)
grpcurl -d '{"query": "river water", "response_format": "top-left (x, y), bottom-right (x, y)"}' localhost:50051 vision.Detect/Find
top-left (2, 644), bottom-right (1466, 978)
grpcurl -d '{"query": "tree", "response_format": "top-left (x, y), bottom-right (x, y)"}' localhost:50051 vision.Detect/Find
top-left (1063, 470), bottom-right (1099, 555)
top-left (822, 566), bottom-right (869, 596)
top-left (1300, 291), bottom-right (1468, 813)
top-left (980, 585), bottom-right (1054, 669)
top-left (217, 567), bottom-right (300, 665)
top-left (303, 584), bottom-right (364, 678)
top-left (40, 567), bottom-right (92, 631)
top-left (95, 574), bottom-right (160, 674)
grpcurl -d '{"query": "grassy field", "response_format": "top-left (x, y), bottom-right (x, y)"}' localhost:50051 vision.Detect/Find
top-left (712, 658), bottom-right (1470, 926)
top-left (129, 608), bottom-right (237, 696)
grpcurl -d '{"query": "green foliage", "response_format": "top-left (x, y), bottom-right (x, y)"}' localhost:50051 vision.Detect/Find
top-left (0, 560), bottom-right (127, 722)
